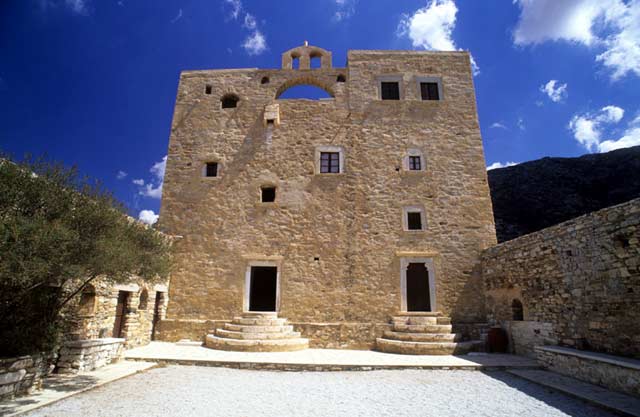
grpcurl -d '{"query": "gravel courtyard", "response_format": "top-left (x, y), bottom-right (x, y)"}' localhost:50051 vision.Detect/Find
top-left (25, 366), bottom-right (614, 417)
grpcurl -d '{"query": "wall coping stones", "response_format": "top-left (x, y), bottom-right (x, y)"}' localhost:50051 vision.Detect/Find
top-left (536, 346), bottom-right (640, 371)
top-left (63, 338), bottom-right (125, 348)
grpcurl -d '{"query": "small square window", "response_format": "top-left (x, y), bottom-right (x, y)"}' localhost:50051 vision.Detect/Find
top-left (420, 82), bottom-right (440, 100)
top-left (320, 152), bottom-right (340, 173)
top-left (205, 162), bottom-right (218, 177)
top-left (409, 156), bottom-right (422, 171)
top-left (261, 187), bottom-right (276, 203)
top-left (380, 82), bottom-right (400, 100)
top-left (205, 85), bottom-right (212, 95)
top-left (407, 212), bottom-right (423, 230)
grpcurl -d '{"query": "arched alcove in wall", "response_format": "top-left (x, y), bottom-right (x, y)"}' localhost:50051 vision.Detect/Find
top-left (275, 77), bottom-right (335, 100)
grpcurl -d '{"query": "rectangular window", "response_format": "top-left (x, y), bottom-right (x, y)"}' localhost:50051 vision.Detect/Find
top-left (407, 212), bottom-right (423, 230)
top-left (205, 85), bottom-right (212, 95)
top-left (320, 152), bottom-right (340, 173)
top-left (409, 156), bottom-right (422, 171)
top-left (380, 82), bottom-right (400, 100)
top-left (420, 82), bottom-right (440, 100)
top-left (205, 162), bottom-right (218, 177)
top-left (261, 187), bottom-right (276, 203)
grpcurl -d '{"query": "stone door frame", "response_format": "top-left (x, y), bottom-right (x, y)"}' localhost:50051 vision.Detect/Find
top-left (400, 257), bottom-right (437, 312)
top-left (243, 260), bottom-right (280, 313)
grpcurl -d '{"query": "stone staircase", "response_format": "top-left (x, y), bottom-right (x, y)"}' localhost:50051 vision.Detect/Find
top-left (205, 312), bottom-right (309, 352)
top-left (376, 312), bottom-right (482, 355)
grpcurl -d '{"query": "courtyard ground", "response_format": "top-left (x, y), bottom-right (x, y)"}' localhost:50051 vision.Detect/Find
top-left (23, 365), bottom-right (616, 417)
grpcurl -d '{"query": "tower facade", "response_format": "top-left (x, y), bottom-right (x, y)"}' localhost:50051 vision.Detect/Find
top-left (159, 44), bottom-right (497, 348)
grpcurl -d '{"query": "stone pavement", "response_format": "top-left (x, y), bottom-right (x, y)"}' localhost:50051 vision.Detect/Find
top-left (124, 341), bottom-right (539, 370)
top-left (0, 360), bottom-right (155, 417)
top-left (509, 369), bottom-right (640, 417)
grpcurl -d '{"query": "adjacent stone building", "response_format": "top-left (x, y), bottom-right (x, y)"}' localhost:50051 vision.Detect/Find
top-left (157, 43), bottom-right (497, 350)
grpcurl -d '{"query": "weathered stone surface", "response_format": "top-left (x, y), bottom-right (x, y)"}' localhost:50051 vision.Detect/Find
top-left (158, 45), bottom-right (496, 347)
top-left (0, 353), bottom-right (56, 400)
top-left (482, 198), bottom-right (640, 359)
top-left (376, 313), bottom-right (481, 355)
top-left (205, 313), bottom-right (309, 352)
top-left (56, 338), bottom-right (125, 374)
top-left (535, 346), bottom-right (640, 397)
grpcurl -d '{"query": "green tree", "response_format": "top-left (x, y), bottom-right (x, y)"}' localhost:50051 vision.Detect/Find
top-left (0, 155), bottom-right (171, 357)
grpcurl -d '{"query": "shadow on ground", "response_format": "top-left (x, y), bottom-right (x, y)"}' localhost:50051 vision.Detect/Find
top-left (0, 374), bottom-right (99, 416)
top-left (483, 371), bottom-right (614, 417)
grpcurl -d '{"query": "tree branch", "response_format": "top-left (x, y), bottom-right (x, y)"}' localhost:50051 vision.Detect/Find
top-left (58, 274), bottom-right (98, 309)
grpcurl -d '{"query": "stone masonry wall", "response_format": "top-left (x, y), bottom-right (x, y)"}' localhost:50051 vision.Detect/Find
top-left (56, 338), bottom-right (124, 374)
top-left (0, 353), bottom-right (56, 400)
top-left (67, 279), bottom-right (169, 349)
top-left (159, 47), bottom-right (496, 347)
top-left (482, 198), bottom-right (640, 358)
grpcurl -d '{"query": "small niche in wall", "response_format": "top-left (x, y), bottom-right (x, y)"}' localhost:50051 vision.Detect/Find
top-left (261, 186), bottom-right (276, 203)
top-left (512, 299), bottom-right (524, 321)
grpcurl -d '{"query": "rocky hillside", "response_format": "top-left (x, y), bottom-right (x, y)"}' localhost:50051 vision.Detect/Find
top-left (488, 145), bottom-right (640, 242)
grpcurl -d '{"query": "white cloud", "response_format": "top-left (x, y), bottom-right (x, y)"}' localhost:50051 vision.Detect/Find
top-left (224, 0), bottom-right (242, 19)
top-left (242, 31), bottom-right (267, 55)
top-left (568, 105), bottom-right (631, 152)
top-left (243, 13), bottom-right (256, 29)
top-left (517, 117), bottom-right (525, 131)
top-left (490, 122), bottom-right (508, 130)
top-left (138, 210), bottom-right (159, 225)
top-left (64, 0), bottom-right (88, 15)
top-left (397, 0), bottom-right (480, 76)
top-left (222, 0), bottom-right (268, 56)
top-left (171, 8), bottom-right (183, 23)
top-left (132, 178), bottom-right (145, 186)
top-left (540, 80), bottom-right (568, 102)
top-left (333, 0), bottom-right (357, 22)
top-left (137, 156), bottom-right (166, 199)
top-left (513, 0), bottom-right (640, 80)
top-left (487, 161), bottom-right (518, 170)
top-left (116, 170), bottom-right (128, 180)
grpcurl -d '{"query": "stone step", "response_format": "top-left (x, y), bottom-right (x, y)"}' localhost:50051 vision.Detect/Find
top-left (224, 323), bottom-right (294, 333)
top-left (392, 317), bottom-right (451, 325)
top-left (233, 317), bottom-right (288, 326)
top-left (395, 311), bottom-right (443, 317)
top-left (216, 329), bottom-right (301, 340)
top-left (375, 338), bottom-right (481, 355)
top-left (383, 331), bottom-right (461, 343)
top-left (205, 335), bottom-right (309, 352)
top-left (241, 311), bottom-right (278, 317)
top-left (392, 324), bottom-right (453, 334)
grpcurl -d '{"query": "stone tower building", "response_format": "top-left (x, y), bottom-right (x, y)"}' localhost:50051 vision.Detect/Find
top-left (158, 43), bottom-right (497, 352)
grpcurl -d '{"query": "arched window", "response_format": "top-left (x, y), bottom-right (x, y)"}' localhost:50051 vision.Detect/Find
top-left (310, 52), bottom-right (322, 69)
top-left (512, 299), bottom-right (524, 321)
top-left (336, 74), bottom-right (346, 83)
top-left (78, 285), bottom-right (96, 316)
top-left (291, 53), bottom-right (300, 69)
top-left (138, 289), bottom-right (149, 310)
top-left (221, 94), bottom-right (239, 109)
top-left (261, 76), bottom-right (270, 85)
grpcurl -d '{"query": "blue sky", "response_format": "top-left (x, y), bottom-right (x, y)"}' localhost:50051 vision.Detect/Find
top-left (1, 0), bottom-right (639, 224)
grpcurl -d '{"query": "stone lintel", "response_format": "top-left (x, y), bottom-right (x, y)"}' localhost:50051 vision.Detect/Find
top-left (395, 251), bottom-right (440, 258)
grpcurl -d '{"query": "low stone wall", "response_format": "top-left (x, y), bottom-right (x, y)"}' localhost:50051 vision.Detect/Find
top-left (536, 346), bottom-right (640, 397)
top-left (56, 338), bottom-right (124, 374)
top-left (293, 322), bottom-right (391, 349)
top-left (482, 198), bottom-right (640, 358)
top-left (501, 321), bottom-right (557, 358)
top-left (0, 353), bottom-right (56, 400)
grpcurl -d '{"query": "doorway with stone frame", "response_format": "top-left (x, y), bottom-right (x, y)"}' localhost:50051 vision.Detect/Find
top-left (400, 258), bottom-right (437, 312)
top-left (244, 262), bottom-right (279, 312)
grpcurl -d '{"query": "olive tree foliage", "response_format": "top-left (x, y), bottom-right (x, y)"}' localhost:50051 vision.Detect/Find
top-left (0, 156), bottom-right (171, 357)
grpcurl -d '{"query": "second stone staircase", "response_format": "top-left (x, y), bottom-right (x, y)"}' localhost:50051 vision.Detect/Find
top-left (205, 312), bottom-right (309, 352)
top-left (376, 312), bottom-right (481, 355)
